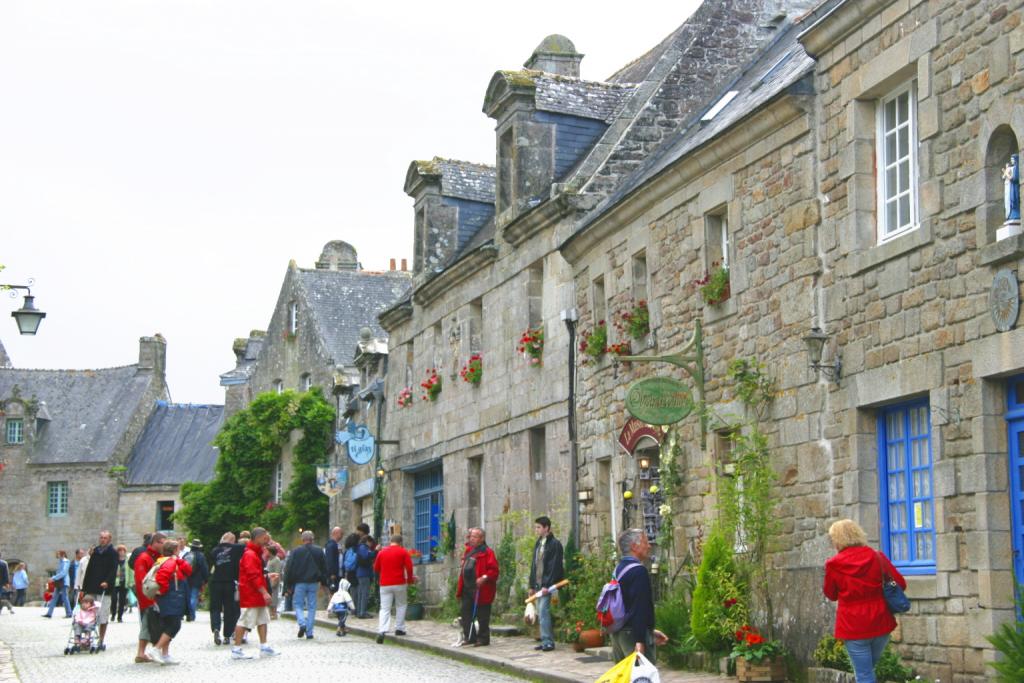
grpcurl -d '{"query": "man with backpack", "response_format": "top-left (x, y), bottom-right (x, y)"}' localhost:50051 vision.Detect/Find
top-left (527, 516), bottom-right (564, 652)
top-left (606, 529), bottom-right (668, 664)
top-left (209, 531), bottom-right (244, 645)
top-left (133, 531), bottom-right (166, 664)
top-left (283, 530), bottom-right (328, 640)
top-left (354, 526), bottom-right (375, 618)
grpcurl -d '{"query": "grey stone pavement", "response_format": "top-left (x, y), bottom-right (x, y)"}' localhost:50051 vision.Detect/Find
top-left (0, 609), bottom-right (525, 682)
top-left (292, 608), bottom-right (732, 683)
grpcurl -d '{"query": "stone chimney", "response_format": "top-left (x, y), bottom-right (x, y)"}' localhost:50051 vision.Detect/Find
top-left (315, 240), bottom-right (359, 271)
top-left (138, 334), bottom-right (167, 376)
top-left (524, 35), bottom-right (583, 77)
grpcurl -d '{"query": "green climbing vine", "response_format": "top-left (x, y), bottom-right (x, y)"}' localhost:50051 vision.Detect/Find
top-left (176, 387), bottom-right (335, 551)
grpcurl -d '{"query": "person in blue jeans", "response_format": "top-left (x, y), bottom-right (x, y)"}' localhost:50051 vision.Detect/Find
top-left (824, 519), bottom-right (906, 683)
top-left (527, 516), bottom-right (564, 652)
top-left (354, 527), bottom-right (376, 618)
top-left (283, 530), bottom-right (328, 639)
top-left (43, 550), bottom-right (72, 618)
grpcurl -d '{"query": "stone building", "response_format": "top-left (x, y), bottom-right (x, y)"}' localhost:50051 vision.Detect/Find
top-left (118, 401), bottom-right (224, 548)
top-left (376, 0), bottom-right (816, 602)
top-left (0, 336), bottom-right (172, 590)
top-left (553, 0), bottom-right (1024, 678)
top-left (220, 240), bottom-right (411, 532)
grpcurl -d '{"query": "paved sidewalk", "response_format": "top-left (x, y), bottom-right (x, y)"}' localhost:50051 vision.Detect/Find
top-left (298, 610), bottom-right (732, 683)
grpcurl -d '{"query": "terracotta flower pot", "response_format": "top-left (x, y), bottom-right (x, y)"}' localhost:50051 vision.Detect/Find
top-left (573, 628), bottom-right (605, 652)
top-left (736, 656), bottom-right (787, 682)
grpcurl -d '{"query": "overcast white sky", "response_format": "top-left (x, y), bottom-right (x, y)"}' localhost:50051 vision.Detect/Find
top-left (0, 0), bottom-right (701, 404)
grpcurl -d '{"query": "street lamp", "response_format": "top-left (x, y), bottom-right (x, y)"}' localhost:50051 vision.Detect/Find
top-left (802, 326), bottom-right (841, 382)
top-left (3, 284), bottom-right (46, 335)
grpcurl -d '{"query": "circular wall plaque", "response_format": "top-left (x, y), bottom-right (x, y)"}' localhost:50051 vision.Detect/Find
top-left (625, 376), bottom-right (693, 425)
top-left (990, 269), bottom-right (1020, 333)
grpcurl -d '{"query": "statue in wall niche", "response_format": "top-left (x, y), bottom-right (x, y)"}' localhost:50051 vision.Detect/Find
top-left (448, 325), bottom-right (461, 380)
top-left (998, 153), bottom-right (1022, 241)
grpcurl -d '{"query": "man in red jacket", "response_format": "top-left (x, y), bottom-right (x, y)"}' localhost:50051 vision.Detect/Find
top-left (456, 527), bottom-right (499, 647)
top-left (372, 534), bottom-right (415, 644)
top-left (230, 527), bottom-right (281, 660)
top-left (133, 531), bottom-right (166, 664)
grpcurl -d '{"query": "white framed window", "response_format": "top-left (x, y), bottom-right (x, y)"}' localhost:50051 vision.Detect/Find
top-left (5, 418), bottom-right (24, 444)
top-left (274, 379), bottom-right (284, 395)
top-left (47, 481), bottom-right (68, 516)
top-left (288, 301), bottom-right (299, 334)
top-left (876, 81), bottom-right (919, 242)
top-left (274, 462), bottom-right (284, 503)
top-left (705, 210), bottom-right (730, 270)
top-left (301, 373), bottom-right (312, 392)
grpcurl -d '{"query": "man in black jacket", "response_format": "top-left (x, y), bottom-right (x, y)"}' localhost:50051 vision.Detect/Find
top-left (127, 534), bottom-right (152, 572)
top-left (283, 530), bottom-right (328, 640)
top-left (324, 526), bottom-right (342, 592)
top-left (527, 516), bottom-right (565, 652)
top-left (209, 531), bottom-right (244, 645)
top-left (610, 529), bottom-right (667, 663)
top-left (81, 530), bottom-right (117, 650)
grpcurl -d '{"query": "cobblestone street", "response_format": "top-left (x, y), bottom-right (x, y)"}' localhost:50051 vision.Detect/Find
top-left (0, 610), bottom-right (524, 682)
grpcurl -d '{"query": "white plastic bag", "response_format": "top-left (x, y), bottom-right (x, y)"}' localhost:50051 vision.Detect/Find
top-left (524, 601), bottom-right (537, 625)
top-left (630, 652), bottom-right (660, 683)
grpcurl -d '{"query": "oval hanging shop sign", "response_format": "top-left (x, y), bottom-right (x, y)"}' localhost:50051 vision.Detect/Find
top-left (625, 377), bottom-right (694, 425)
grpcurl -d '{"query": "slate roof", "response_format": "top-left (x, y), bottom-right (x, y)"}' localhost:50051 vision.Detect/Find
top-left (126, 402), bottom-right (224, 486)
top-left (575, 22), bottom-right (815, 234)
top-left (219, 335), bottom-right (264, 386)
top-left (435, 159), bottom-right (495, 203)
top-left (0, 365), bottom-right (156, 464)
top-left (297, 268), bottom-right (412, 367)
top-left (533, 74), bottom-right (635, 123)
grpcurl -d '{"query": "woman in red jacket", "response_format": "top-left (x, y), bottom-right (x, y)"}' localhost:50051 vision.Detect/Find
top-left (823, 519), bottom-right (907, 683)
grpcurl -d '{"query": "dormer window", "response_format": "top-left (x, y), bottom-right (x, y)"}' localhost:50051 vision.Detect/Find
top-left (5, 418), bottom-right (23, 444)
top-left (288, 301), bottom-right (299, 335)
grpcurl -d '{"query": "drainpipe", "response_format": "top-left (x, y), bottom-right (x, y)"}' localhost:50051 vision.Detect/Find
top-left (561, 307), bottom-right (580, 542)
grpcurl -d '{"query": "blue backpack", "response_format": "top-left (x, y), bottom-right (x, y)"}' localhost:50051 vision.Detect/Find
top-left (343, 548), bottom-right (357, 573)
top-left (595, 562), bottom-right (642, 633)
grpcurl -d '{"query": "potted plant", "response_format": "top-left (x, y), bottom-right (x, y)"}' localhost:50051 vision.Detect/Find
top-left (606, 341), bottom-right (631, 356)
top-left (579, 321), bottom-right (608, 361)
top-left (693, 263), bottom-right (730, 305)
top-left (396, 386), bottom-right (414, 408)
top-left (731, 625), bottom-right (786, 682)
top-left (573, 621), bottom-right (605, 652)
top-left (518, 326), bottom-right (544, 366)
top-left (459, 353), bottom-right (483, 385)
top-left (405, 580), bottom-right (424, 620)
top-left (616, 299), bottom-right (650, 340)
top-left (420, 368), bottom-right (442, 401)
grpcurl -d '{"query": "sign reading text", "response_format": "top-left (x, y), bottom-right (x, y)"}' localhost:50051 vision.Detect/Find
top-left (618, 417), bottom-right (663, 454)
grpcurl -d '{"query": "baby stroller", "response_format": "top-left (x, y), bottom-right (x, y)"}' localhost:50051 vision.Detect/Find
top-left (63, 593), bottom-right (101, 655)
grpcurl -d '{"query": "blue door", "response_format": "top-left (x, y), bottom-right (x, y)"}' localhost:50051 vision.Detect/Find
top-left (1007, 376), bottom-right (1024, 594)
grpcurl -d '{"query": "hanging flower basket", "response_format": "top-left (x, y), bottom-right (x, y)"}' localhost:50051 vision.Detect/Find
top-left (420, 369), bottom-right (442, 401)
top-left (396, 386), bottom-right (414, 408)
top-left (606, 341), bottom-right (631, 356)
top-left (518, 326), bottom-right (544, 366)
top-left (459, 353), bottom-right (483, 385)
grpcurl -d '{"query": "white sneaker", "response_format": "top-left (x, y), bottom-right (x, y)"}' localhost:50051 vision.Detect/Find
top-left (150, 651), bottom-right (168, 666)
top-left (258, 645), bottom-right (281, 658)
top-left (230, 647), bottom-right (252, 660)
top-left (162, 655), bottom-right (180, 666)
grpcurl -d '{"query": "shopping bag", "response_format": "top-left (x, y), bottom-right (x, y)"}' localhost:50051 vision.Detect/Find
top-left (524, 601), bottom-right (537, 625)
top-left (594, 654), bottom-right (636, 683)
top-left (630, 653), bottom-right (660, 682)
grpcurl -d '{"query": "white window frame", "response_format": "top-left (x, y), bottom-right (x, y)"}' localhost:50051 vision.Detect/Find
top-left (288, 301), bottom-right (299, 334)
top-left (301, 373), bottom-right (312, 392)
top-left (274, 380), bottom-right (284, 395)
top-left (5, 418), bottom-right (24, 444)
top-left (47, 481), bottom-right (68, 517)
top-left (274, 462), bottom-right (284, 503)
top-left (876, 81), bottom-right (920, 243)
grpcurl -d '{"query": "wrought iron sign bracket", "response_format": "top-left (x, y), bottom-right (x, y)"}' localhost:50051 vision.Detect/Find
top-left (614, 320), bottom-right (707, 447)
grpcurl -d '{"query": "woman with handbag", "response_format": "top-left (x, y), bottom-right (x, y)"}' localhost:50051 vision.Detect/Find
top-left (823, 519), bottom-right (908, 683)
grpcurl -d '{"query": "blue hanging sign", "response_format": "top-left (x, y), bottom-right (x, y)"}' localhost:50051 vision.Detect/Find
top-left (336, 423), bottom-right (375, 465)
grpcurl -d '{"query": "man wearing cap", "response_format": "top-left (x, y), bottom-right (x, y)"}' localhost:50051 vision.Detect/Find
top-left (185, 539), bottom-right (209, 622)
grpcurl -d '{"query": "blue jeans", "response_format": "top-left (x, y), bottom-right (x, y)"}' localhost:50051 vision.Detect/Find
top-left (46, 585), bottom-right (71, 617)
top-left (845, 635), bottom-right (889, 683)
top-left (293, 583), bottom-right (319, 634)
top-left (188, 586), bottom-right (201, 620)
top-left (355, 578), bottom-right (370, 617)
top-left (537, 593), bottom-right (554, 647)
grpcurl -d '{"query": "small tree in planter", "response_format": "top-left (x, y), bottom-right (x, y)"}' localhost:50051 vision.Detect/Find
top-left (578, 321), bottom-right (607, 362)
top-left (420, 369), bottom-right (442, 401)
top-left (693, 263), bottom-right (730, 305)
top-left (459, 353), bottom-right (483, 385)
top-left (518, 326), bottom-right (544, 367)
